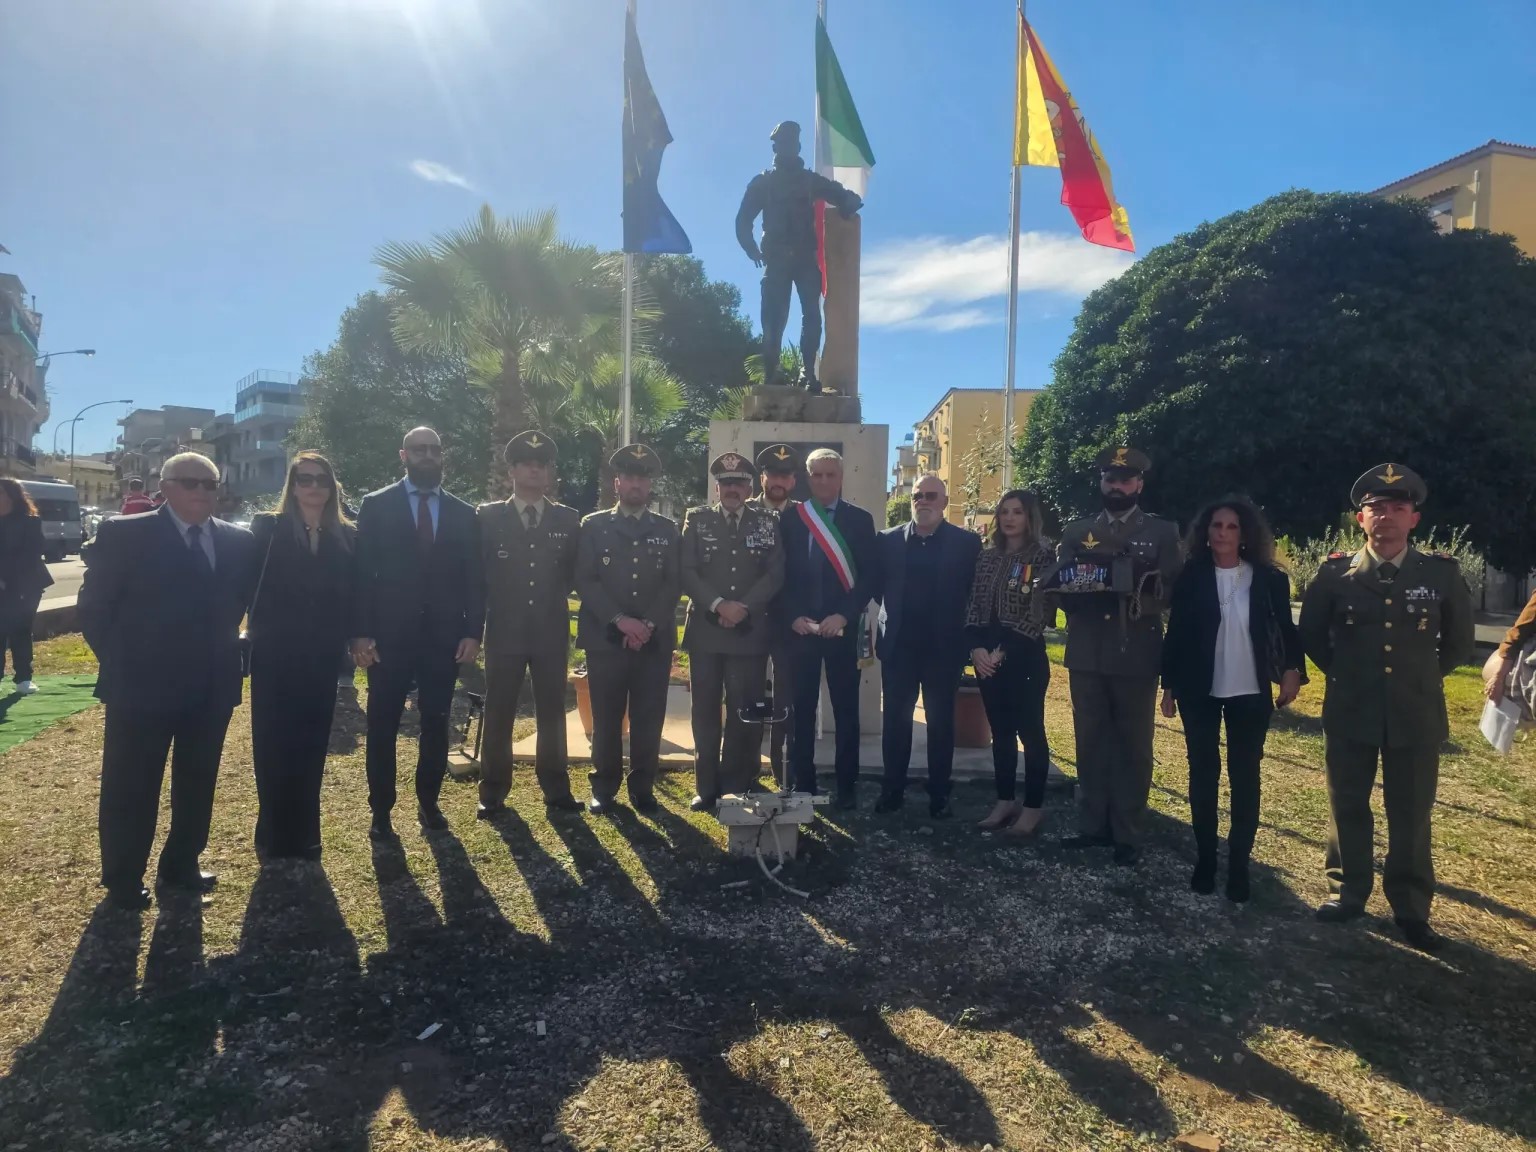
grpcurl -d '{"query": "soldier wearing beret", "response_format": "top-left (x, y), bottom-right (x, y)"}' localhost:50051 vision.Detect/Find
top-left (681, 452), bottom-right (786, 809)
top-left (476, 431), bottom-right (583, 819)
top-left (1054, 447), bottom-right (1184, 865)
top-left (1298, 463), bottom-right (1475, 952)
top-left (574, 444), bottom-right (681, 815)
top-left (748, 443), bottom-right (802, 777)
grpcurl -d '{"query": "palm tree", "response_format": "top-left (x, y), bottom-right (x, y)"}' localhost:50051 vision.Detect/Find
top-left (567, 353), bottom-right (686, 505)
top-left (713, 347), bottom-right (806, 419)
top-left (373, 205), bottom-right (623, 494)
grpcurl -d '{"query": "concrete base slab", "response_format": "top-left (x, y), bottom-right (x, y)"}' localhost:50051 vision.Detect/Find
top-left (741, 387), bottom-right (862, 424)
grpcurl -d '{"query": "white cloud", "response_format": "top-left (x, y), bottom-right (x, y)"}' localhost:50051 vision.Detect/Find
top-left (408, 159), bottom-right (476, 192)
top-left (861, 230), bottom-right (1134, 332)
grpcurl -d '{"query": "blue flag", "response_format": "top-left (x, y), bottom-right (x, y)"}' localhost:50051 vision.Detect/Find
top-left (622, 11), bottom-right (691, 255)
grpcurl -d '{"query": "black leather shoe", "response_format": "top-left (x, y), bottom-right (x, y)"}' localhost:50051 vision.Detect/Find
top-left (1225, 864), bottom-right (1251, 904)
top-left (689, 795), bottom-right (717, 812)
top-left (631, 794), bottom-right (660, 815)
top-left (1058, 834), bottom-right (1113, 850)
top-left (1396, 918), bottom-right (1447, 953)
top-left (1112, 844), bottom-right (1142, 867)
top-left (545, 796), bottom-right (585, 814)
top-left (833, 790), bottom-right (857, 811)
top-left (369, 814), bottom-right (396, 842)
top-left (475, 802), bottom-right (507, 822)
top-left (873, 792), bottom-right (904, 814)
top-left (1190, 859), bottom-right (1217, 895)
top-left (107, 885), bottom-right (151, 912)
top-left (588, 795), bottom-right (621, 816)
top-left (1315, 900), bottom-right (1366, 924)
top-left (928, 800), bottom-right (953, 820)
top-left (158, 870), bottom-right (218, 893)
top-left (418, 804), bottom-right (449, 832)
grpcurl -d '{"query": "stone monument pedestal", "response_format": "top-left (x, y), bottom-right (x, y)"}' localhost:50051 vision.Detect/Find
top-left (741, 387), bottom-right (861, 425)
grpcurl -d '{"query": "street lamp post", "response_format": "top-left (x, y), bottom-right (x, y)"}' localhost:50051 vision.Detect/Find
top-left (35, 349), bottom-right (97, 366)
top-left (69, 399), bottom-right (132, 492)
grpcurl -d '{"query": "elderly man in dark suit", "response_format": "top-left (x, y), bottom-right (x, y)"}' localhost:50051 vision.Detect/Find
top-left (79, 451), bottom-right (258, 911)
top-left (778, 448), bottom-right (879, 808)
top-left (351, 427), bottom-right (485, 841)
top-left (873, 475), bottom-right (982, 818)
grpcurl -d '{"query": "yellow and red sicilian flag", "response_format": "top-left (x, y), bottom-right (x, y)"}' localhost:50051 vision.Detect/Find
top-left (1014, 14), bottom-right (1134, 252)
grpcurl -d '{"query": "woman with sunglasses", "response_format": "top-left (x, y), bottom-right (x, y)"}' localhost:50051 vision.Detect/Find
top-left (247, 453), bottom-right (356, 862)
top-left (964, 489), bottom-right (1058, 837)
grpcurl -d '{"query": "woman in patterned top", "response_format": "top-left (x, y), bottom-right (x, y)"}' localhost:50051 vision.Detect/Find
top-left (964, 489), bottom-right (1058, 837)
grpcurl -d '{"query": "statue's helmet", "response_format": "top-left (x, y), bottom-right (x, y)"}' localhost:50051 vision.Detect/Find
top-left (769, 121), bottom-right (802, 144)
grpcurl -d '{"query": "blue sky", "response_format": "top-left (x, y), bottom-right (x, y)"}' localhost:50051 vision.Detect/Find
top-left (6, 0), bottom-right (1536, 464)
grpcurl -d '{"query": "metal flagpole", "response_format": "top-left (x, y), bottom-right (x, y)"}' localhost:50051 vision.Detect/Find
top-left (1000, 0), bottom-right (1024, 492)
top-left (815, 0), bottom-right (827, 172)
top-left (621, 0), bottom-right (637, 447)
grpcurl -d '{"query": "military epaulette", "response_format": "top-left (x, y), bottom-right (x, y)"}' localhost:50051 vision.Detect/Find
top-left (580, 509), bottom-right (612, 525)
top-left (1326, 551), bottom-right (1351, 560)
top-left (476, 500), bottom-right (504, 515)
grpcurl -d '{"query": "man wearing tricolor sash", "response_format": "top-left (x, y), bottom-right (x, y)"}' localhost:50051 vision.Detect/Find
top-left (777, 448), bottom-right (879, 808)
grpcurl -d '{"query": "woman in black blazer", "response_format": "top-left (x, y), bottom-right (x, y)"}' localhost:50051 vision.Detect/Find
top-left (249, 453), bottom-right (356, 861)
top-left (0, 478), bottom-right (55, 695)
top-left (1160, 496), bottom-right (1305, 902)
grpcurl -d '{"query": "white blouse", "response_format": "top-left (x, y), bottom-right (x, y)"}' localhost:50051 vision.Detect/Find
top-left (1212, 561), bottom-right (1262, 698)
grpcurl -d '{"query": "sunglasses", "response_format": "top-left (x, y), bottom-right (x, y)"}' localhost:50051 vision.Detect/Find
top-left (165, 477), bottom-right (219, 492)
top-left (293, 472), bottom-right (335, 489)
top-left (912, 491), bottom-right (944, 502)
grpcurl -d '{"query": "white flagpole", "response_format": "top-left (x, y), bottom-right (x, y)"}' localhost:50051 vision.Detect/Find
top-left (815, 0), bottom-right (827, 173)
top-left (622, 0), bottom-right (637, 447)
top-left (1001, 0), bottom-right (1023, 493)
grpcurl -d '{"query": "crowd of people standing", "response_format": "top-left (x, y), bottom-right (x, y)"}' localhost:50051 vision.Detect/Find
top-left (70, 431), bottom-right (1477, 952)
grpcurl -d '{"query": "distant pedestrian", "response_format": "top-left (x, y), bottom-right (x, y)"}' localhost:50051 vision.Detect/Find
top-left (248, 452), bottom-right (356, 862)
top-left (0, 477), bottom-right (55, 695)
top-left (119, 479), bottom-right (155, 516)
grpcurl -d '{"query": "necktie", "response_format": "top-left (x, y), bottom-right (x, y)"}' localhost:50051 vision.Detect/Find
top-left (525, 504), bottom-right (539, 530)
top-left (727, 512), bottom-right (739, 536)
top-left (186, 523), bottom-right (212, 575)
top-left (1378, 562), bottom-right (1398, 583)
top-left (417, 492), bottom-right (435, 549)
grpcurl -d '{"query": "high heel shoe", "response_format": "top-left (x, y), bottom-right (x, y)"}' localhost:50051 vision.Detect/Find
top-left (1004, 807), bottom-right (1045, 839)
top-left (978, 800), bottom-right (1022, 830)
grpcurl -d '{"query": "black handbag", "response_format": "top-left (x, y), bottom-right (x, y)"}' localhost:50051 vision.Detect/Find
top-left (239, 529), bottom-right (276, 678)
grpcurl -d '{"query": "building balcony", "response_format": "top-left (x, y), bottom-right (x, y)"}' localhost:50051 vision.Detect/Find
top-left (2, 299), bottom-right (41, 355)
top-left (1, 438), bottom-right (37, 468)
top-left (234, 401), bottom-right (305, 423)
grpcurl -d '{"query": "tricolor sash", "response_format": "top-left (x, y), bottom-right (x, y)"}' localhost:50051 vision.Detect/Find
top-left (799, 500), bottom-right (856, 592)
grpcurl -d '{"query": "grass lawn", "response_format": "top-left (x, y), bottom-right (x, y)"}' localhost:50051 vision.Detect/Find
top-left (0, 635), bottom-right (1533, 1151)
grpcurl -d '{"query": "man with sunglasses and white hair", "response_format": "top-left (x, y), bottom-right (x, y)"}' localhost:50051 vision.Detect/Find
top-left (79, 451), bottom-right (258, 911)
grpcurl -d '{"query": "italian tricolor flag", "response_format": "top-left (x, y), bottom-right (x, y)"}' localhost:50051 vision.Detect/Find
top-left (814, 15), bottom-right (874, 290)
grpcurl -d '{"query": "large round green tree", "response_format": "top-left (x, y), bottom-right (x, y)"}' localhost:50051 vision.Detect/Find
top-left (1018, 190), bottom-right (1536, 570)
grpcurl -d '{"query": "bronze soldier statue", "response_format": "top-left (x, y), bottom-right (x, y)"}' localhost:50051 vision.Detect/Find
top-left (735, 121), bottom-right (862, 394)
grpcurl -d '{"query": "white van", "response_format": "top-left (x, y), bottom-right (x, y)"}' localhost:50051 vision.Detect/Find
top-left (19, 479), bottom-right (83, 562)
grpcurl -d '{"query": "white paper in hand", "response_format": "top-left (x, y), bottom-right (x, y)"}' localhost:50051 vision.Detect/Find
top-left (1479, 697), bottom-right (1522, 754)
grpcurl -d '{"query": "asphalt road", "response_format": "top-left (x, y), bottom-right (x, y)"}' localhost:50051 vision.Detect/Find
top-left (43, 558), bottom-right (85, 603)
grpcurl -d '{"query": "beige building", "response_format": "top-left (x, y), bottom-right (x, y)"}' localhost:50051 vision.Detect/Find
top-left (1373, 139), bottom-right (1536, 254)
top-left (0, 272), bottom-right (50, 479)
top-left (910, 387), bottom-right (1041, 529)
top-left (40, 453), bottom-right (117, 509)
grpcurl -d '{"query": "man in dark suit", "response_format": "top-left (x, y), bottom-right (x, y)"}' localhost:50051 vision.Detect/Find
top-left (779, 448), bottom-right (878, 808)
top-left (476, 430), bottom-right (583, 818)
top-left (873, 476), bottom-right (982, 818)
top-left (746, 443), bottom-right (801, 781)
top-left (78, 451), bottom-right (258, 911)
top-left (351, 426), bottom-right (485, 840)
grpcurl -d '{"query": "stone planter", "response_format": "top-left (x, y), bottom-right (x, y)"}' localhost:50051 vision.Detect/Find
top-left (954, 683), bottom-right (991, 749)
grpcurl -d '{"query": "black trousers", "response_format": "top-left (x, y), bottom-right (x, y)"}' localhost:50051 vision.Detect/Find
top-left (978, 637), bottom-right (1051, 806)
top-left (880, 640), bottom-right (963, 801)
top-left (1, 593), bottom-right (40, 682)
top-left (1178, 692), bottom-right (1270, 867)
top-left (761, 636), bottom-right (796, 779)
top-left (251, 663), bottom-right (337, 858)
top-left (587, 646), bottom-right (671, 803)
top-left (790, 633), bottom-right (861, 795)
top-left (480, 650), bottom-right (571, 805)
top-left (99, 703), bottom-right (233, 891)
top-left (365, 637), bottom-right (459, 814)
top-left (689, 650), bottom-right (767, 799)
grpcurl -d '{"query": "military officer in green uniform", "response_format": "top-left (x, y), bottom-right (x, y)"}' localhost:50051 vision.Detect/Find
top-left (1054, 447), bottom-right (1184, 865)
top-left (476, 431), bottom-right (583, 819)
top-left (1298, 463), bottom-right (1475, 952)
top-left (574, 444), bottom-right (682, 815)
top-left (747, 443), bottom-right (801, 779)
top-left (682, 451), bottom-right (786, 810)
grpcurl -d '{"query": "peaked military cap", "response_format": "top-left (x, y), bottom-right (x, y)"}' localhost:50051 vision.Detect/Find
top-left (611, 443), bottom-right (662, 477)
top-left (770, 120), bottom-right (802, 144)
top-left (755, 443), bottom-right (801, 474)
top-left (1095, 445), bottom-right (1152, 475)
top-left (710, 451), bottom-right (753, 483)
top-left (1351, 462), bottom-right (1426, 508)
top-left (504, 429), bottom-right (557, 465)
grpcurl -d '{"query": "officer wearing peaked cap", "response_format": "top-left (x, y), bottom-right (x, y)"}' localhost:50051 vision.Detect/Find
top-left (748, 443), bottom-right (802, 775)
top-left (574, 443), bottom-right (680, 814)
top-left (1299, 463), bottom-right (1474, 952)
top-left (680, 452), bottom-right (786, 810)
top-left (1053, 445), bottom-right (1183, 864)
top-left (476, 430), bottom-right (582, 818)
